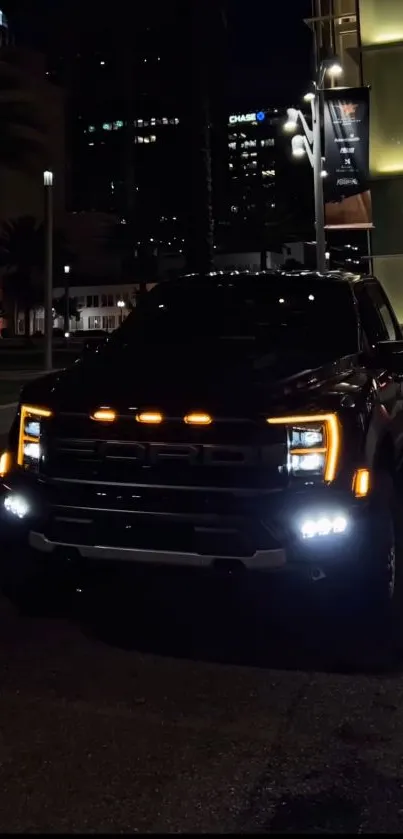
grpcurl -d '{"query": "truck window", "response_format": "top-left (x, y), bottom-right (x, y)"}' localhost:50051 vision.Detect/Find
top-left (106, 276), bottom-right (359, 362)
top-left (367, 284), bottom-right (400, 342)
top-left (354, 285), bottom-right (391, 345)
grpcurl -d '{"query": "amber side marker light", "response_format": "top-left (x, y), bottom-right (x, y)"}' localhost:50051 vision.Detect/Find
top-left (91, 409), bottom-right (116, 422)
top-left (0, 451), bottom-right (11, 478)
top-left (353, 468), bottom-right (371, 498)
top-left (266, 413), bottom-right (341, 483)
top-left (136, 411), bottom-right (163, 424)
top-left (184, 413), bottom-right (212, 425)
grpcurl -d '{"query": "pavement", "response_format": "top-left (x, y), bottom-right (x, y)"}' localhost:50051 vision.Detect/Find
top-left (0, 565), bottom-right (403, 831)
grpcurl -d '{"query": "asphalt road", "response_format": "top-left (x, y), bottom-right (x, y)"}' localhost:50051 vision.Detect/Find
top-left (1, 563), bottom-right (403, 833)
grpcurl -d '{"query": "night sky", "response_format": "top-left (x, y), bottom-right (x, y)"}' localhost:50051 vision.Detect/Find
top-left (4, 0), bottom-right (313, 108)
top-left (229, 0), bottom-right (313, 106)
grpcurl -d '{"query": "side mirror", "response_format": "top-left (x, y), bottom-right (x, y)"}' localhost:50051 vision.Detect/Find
top-left (375, 340), bottom-right (403, 377)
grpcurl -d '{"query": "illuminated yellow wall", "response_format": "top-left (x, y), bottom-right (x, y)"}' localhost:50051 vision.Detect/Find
top-left (360, 0), bottom-right (403, 46)
top-left (373, 257), bottom-right (403, 323)
top-left (359, 0), bottom-right (403, 176)
top-left (358, 0), bottom-right (403, 312)
top-left (363, 47), bottom-right (403, 177)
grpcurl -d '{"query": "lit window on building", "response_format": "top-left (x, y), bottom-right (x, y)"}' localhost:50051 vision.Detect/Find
top-left (262, 169), bottom-right (275, 177)
top-left (228, 142), bottom-right (236, 150)
top-left (102, 315), bottom-right (116, 331)
top-left (114, 120), bottom-right (124, 129)
top-left (261, 138), bottom-right (275, 147)
top-left (88, 125), bottom-right (96, 133)
top-left (241, 139), bottom-right (256, 149)
top-left (88, 316), bottom-right (101, 330)
top-left (103, 123), bottom-right (113, 131)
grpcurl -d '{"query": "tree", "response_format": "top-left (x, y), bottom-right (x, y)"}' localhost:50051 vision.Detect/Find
top-left (52, 295), bottom-right (80, 324)
top-left (0, 216), bottom-right (69, 339)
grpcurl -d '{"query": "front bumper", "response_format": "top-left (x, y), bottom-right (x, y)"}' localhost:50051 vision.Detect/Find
top-left (0, 472), bottom-right (379, 575)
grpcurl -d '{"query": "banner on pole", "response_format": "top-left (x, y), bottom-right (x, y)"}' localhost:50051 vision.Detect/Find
top-left (323, 86), bottom-right (373, 230)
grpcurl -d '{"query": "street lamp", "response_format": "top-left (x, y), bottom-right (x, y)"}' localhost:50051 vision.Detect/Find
top-left (63, 264), bottom-right (70, 337)
top-left (43, 170), bottom-right (53, 370)
top-left (117, 299), bottom-right (126, 324)
top-left (284, 59), bottom-right (343, 273)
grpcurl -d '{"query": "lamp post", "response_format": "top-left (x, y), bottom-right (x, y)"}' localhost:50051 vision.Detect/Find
top-left (63, 265), bottom-right (70, 337)
top-left (284, 58), bottom-right (343, 273)
top-left (117, 298), bottom-right (126, 325)
top-left (43, 170), bottom-right (53, 371)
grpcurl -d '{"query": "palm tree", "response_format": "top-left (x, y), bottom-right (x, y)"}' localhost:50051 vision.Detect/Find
top-left (0, 216), bottom-right (69, 339)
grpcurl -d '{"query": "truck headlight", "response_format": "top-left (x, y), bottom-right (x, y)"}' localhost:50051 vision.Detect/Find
top-left (18, 405), bottom-right (52, 472)
top-left (267, 413), bottom-right (340, 482)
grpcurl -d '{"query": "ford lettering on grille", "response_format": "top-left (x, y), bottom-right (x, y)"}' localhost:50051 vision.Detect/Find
top-left (105, 442), bottom-right (281, 467)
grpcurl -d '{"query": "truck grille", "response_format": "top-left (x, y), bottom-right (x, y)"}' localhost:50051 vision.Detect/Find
top-left (41, 413), bottom-right (288, 492)
top-left (37, 414), bottom-right (288, 556)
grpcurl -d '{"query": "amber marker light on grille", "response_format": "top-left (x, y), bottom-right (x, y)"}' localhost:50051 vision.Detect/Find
top-left (352, 468), bottom-right (371, 498)
top-left (266, 413), bottom-right (341, 483)
top-left (184, 413), bottom-right (212, 425)
top-left (0, 451), bottom-right (11, 477)
top-left (91, 409), bottom-right (116, 422)
top-left (136, 411), bottom-right (163, 424)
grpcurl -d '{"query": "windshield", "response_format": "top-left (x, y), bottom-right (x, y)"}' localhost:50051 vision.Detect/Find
top-left (104, 275), bottom-right (359, 361)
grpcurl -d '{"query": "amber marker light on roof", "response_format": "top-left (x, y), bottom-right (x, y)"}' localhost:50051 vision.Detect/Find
top-left (136, 411), bottom-right (163, 424)
top-left (184, 413), bottom-right (212, 425)
top-left (91, 409), bottom-right (116, 422)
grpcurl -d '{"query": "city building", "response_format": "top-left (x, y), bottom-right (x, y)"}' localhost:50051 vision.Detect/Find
top-left (39, 0), bottom-right (227, 260)
top-left (307, 0), bottom-right (403, 318)
top-left (223, 108), bottom-right (278, 251)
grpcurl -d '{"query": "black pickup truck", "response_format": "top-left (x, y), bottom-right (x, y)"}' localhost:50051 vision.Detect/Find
top-left (2, 270), bottom-right (403, 614)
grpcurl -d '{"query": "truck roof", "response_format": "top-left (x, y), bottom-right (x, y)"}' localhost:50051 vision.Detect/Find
top-left (180, 269), bottom-right (371, 285)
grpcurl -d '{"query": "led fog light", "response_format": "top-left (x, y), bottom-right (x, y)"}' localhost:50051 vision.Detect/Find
top-left (300, 514), bottom-right (348, 539)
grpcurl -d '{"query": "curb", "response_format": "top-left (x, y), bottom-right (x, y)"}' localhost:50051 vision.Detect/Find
top-left (0, 402), bottom-right (18, 411)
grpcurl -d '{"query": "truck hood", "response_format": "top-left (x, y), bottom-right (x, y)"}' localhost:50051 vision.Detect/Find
top-left (21, 347), bottom-right (358, 417)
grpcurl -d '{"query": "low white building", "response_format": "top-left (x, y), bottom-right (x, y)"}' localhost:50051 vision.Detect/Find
top-left (17, 283), bottom-right (138, 336)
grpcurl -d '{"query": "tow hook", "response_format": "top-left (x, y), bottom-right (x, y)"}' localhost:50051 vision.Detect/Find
top-left (310, 567), bottom-right (326, 582)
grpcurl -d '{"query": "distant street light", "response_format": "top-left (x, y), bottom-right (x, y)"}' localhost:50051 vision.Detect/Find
top-left (117, 298), bottom-right (126, 324)
top-left (63, 264), bottom-right (70, 336)
top-left (43, 170), bottom-right (54, 370)
top-left (284, 57), bottom-right (344, 273)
